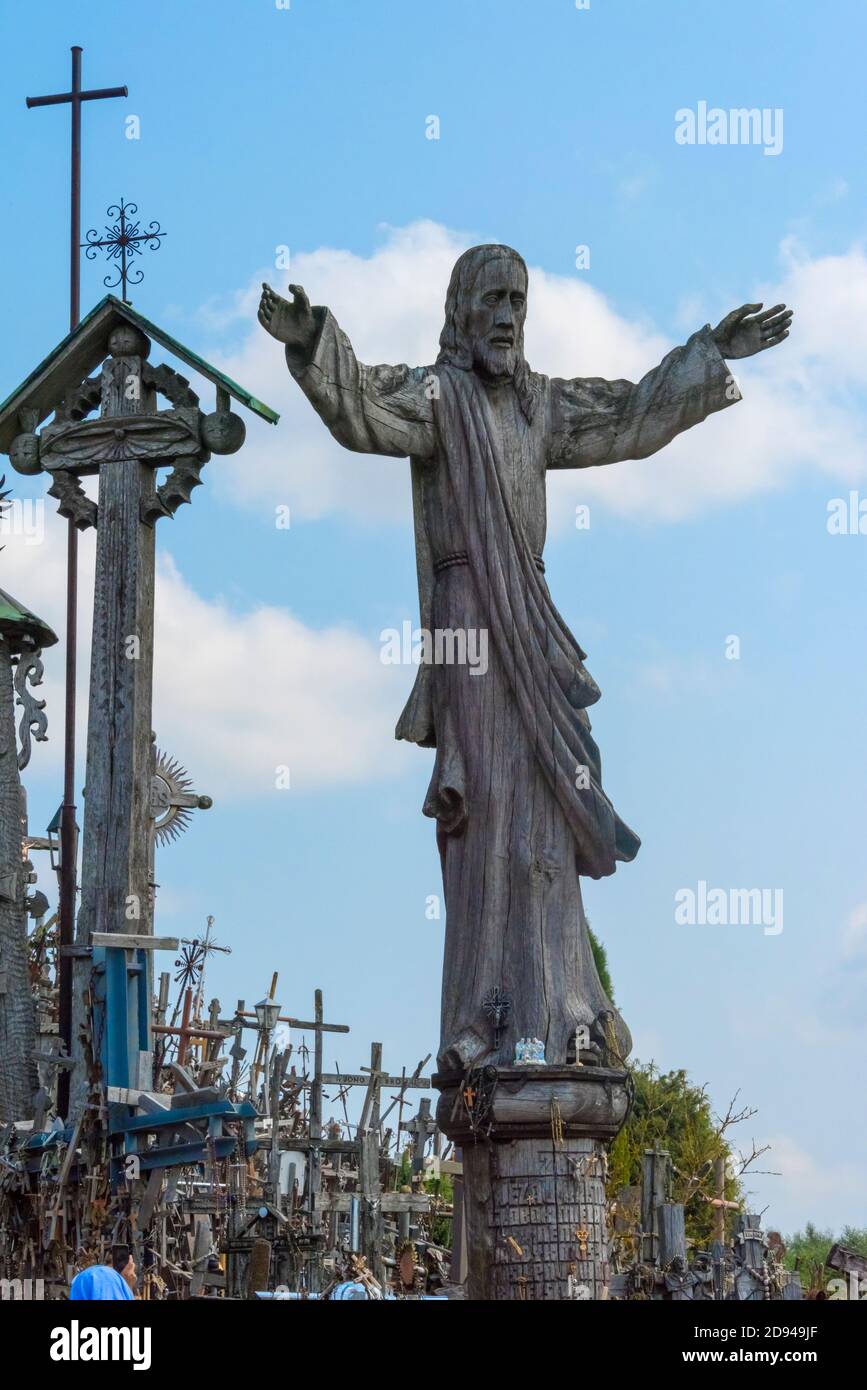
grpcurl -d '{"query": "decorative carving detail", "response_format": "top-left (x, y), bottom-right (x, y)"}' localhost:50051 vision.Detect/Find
top-left (142, 455), bottom-right (208, 525)
top-left (40, 408), bottom-right (202, 472)
top-left (201, 411), bottom-right (245, 455)
top-left (14, 644), bottom-right (48, 771)
top-left (143, 362), bottom-right (199, 410)
top-left (131, 364), bottom-right (209, 524)
top-left (9, 432), bottom-right (40, 476)
top-left (46, 468), bottom-right (97, 530)
top-left (54, 373), bottom-right (103, 424)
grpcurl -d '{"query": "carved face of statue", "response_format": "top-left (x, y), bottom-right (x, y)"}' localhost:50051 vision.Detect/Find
top-left (464, 257), bottom-right (528, 382)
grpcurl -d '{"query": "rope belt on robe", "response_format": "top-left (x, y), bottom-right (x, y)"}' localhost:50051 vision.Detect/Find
top-left (431, 364), bottom-right (641, 880)
top-left (434, 550), bottom-right (546, 575)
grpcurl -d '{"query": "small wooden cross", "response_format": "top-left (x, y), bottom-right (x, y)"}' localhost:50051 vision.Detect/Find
top-left (152, 985), bottom-right (226, 1067)
top-left (401, 1096), bottom-right (437, 1176)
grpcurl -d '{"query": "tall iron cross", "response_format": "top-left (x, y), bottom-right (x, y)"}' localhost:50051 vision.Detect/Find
top-left (26, 46), bottom-right (127, 330)
top-left (25, 46), bottom-right (127, 1119)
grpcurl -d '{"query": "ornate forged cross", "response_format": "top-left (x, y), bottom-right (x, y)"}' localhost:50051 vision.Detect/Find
top-left (83, 199), bottom-right (166, 302)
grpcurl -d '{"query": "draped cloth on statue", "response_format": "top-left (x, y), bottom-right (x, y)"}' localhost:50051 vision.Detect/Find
top-left (416, 367), bottom-right (637, 1070)
top-left (424, 365), bottom-right (639, 879)
top-left (286, 311), bottom-right (735, 1069)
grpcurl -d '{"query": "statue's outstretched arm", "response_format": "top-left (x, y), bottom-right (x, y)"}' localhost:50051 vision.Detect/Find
top-left (547, 302), bottom-right (792, 471)
top-left (259, 283), bottom-right (434, 460)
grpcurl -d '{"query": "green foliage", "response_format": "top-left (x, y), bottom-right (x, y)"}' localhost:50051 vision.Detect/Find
top-left (835, 1225), bottom-right (867, 1255)
top-left (586, 920), bottom-right (614, 1001)
top-left (392, 1147), bottom-right (455, 1249)
top-left (395, 1148), bottom-right (412, 1189)
top-left (423, 1170), bottom-right (455, 1249)
top-left (784, 1224), bottom-right (867, 1290)
top-left (608, 1061), bottom-right (743, 1247)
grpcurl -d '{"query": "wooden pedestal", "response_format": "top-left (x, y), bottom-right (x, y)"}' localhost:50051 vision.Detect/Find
top-left (434, 1066), bottom-right (629, 1301)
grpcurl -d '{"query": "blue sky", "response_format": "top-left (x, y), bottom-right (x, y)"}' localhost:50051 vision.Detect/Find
top-left (2, 0), bottom-right (866, 1234)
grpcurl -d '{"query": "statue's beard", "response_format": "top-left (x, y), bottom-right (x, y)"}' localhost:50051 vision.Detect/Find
top-left (472, 339), bottom-right (520, 382)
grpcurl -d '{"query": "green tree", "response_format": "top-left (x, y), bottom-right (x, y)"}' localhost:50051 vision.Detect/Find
top-left (585, 929), bottom-right (762, 1248)
top-left (784, 1224), bottom-right (867, 1293)
top-left (608, 1062), bottom-right (747, 1247)
top-left (423, 1170), bottom-right (455, 1249)
top-left (586, 920), bottom-right (614, 1000)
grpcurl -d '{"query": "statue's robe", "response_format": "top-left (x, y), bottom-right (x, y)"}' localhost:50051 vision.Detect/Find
top-left (287, 312), bottom-right (736, 1069)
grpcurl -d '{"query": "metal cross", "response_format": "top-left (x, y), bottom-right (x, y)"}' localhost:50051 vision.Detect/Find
top-left (26, 47), bottom-right (127, 328)
top-left (83, 199), bottom-right (167, 302)
top-left (482, 985), bottom-right (511, 1050)
top-left (26, 46), bottom-right (127, 1120)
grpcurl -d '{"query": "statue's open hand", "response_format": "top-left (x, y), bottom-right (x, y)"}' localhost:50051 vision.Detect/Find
top-left (712, 303), bottom-right (793, 359)
top-left (258, 283), bottom-right (317, 356)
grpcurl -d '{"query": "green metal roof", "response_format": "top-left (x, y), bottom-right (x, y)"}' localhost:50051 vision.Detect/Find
top-left (0, 295), bottom-right (279, 453)
top-left (0, 585), bottom-right (58, 649)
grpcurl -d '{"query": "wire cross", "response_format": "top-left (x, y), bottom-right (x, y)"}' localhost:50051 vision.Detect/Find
top-left (83, 198), bottom-right (166, 301)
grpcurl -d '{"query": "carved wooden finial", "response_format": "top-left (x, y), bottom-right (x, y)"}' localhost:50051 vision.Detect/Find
top-left (107, 323), bottom-right (150, 360)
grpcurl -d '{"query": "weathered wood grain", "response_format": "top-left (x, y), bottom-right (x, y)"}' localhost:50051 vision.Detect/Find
top-left (462, 1136), bottom-right (610, 1301)
top-left (90, 933), bottom-right (179, 951)
top-left (0, 646), bottom-right (35, 1120)
top-left (259, 247), bottom-right (777, 1299)
top-left (71, 346), bottom-right (159, 1105)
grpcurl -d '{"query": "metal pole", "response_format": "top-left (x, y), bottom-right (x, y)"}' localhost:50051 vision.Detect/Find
top-left (70, 46), bottom-right (81, 329)
top-left (26, 48), bottom-right (127, 1119)
top-left (308, 989), bottom-right (324, 1291)
top-left (57, 46), bottom-right (82, 1118)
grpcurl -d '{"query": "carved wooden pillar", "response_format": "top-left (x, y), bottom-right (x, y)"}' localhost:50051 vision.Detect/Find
top-left (68, 326), bottom-right (160, 1107)
top-left (435, 1065), bottom-right (629, 1300)
top-left (76, 328), bottom-right (159, 953)
top-left (0, 298), bottom-right (273, 1117)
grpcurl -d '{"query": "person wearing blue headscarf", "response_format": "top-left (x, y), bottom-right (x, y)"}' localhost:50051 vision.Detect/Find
top-left (69, 1247), bottom-right (136, 1300)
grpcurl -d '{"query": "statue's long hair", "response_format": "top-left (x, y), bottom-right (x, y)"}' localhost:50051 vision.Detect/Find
top-left (436, 244), bottom-right (539, 421)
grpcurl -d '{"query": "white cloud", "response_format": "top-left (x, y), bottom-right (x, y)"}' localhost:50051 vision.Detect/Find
top-left (632, 653), bottom-right (725, 698)
top-left (201, 221), bottom-right (867, 529)
top-left (207, 221), bottom-right (467, 524)
top-left (4, 506), bottom-right (406, 803)
top-left (758, 1133), bottom-right (865, 1214)
top-left (816, 177), bottom-right (849, 207)
top-left (841, 901), bottom-right (867, 966)
top-left (10, 226), bottom-right (867, 805)
top-left (152, 553), bottom-right (406, 799)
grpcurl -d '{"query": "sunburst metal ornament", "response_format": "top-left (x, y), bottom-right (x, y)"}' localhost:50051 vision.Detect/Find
top-left (151, 748), bottom-right (212, 846)
top-left (83, 198), bottom-right (166, 301)
top-left (397, 1240), bottom-right (418, 1290)
top-left (174, 917), bottom-right (231, 990)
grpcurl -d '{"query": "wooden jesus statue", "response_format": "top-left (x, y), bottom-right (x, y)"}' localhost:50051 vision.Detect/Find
top-left (259, 247), bottom-right (791, 1077)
